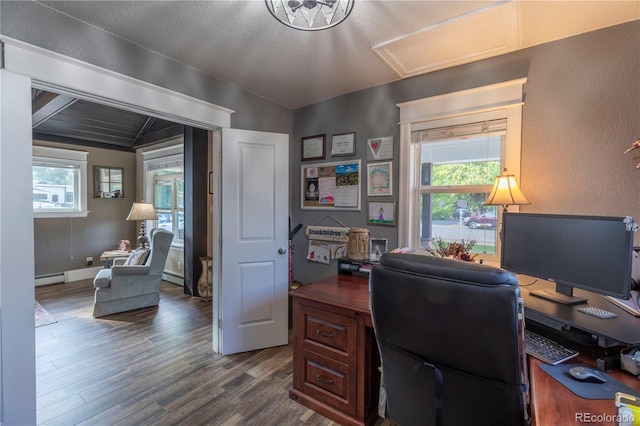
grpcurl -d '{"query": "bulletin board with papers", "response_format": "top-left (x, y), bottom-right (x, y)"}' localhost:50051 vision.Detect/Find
top-left (301, 159), bottom-right (361, 211)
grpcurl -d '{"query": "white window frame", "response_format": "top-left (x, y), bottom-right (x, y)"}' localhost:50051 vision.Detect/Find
top-left (153, 172), bottom-right (184, 243)
top-left (141, 141), bottom-right (184, 246)
top-left (32, 145), bottom-right (88, 218)
top-left (397, 78), bottom-right (527, 261)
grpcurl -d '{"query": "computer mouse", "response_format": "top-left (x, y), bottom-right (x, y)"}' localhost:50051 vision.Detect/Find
top-left (568, 366), bottom-right (606, 383)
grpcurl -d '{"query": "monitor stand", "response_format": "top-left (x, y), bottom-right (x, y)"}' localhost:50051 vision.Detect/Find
top-left (530, 283), bottom-right (588, 306)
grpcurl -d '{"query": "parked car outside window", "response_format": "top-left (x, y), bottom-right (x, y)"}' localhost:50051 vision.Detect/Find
top-left (463, 212), bottom-right (497, 229)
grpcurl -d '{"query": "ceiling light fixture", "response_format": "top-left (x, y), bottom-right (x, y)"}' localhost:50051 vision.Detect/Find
top-left (266, 0), bottom-right (354, 31)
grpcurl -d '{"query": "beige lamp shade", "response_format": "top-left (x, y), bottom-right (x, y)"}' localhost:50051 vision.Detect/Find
top-left (127, 202), bottom-right (158, 247)
top-left (126, 202), bottom-right (158, 221)
top-left (484, 174), bottom-right (530, 211)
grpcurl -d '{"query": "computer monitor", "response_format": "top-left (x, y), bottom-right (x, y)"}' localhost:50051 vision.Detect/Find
top-left (501, 212), bottom-right (635, 305)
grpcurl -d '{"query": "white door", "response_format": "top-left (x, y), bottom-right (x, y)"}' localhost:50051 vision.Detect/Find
top-left (220, 128), bottom-right (289, 355)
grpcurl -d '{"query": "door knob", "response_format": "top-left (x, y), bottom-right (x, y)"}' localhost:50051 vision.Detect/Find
top-left (278, 247), bottom-right (287, 255)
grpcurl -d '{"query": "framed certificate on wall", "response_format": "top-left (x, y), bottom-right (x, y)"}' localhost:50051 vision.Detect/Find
top-left (302, 134), bottom-right (326, 161)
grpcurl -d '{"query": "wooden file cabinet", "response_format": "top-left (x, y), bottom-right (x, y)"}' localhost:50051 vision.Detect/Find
top-left (289, 275), bottom-right (380, 426)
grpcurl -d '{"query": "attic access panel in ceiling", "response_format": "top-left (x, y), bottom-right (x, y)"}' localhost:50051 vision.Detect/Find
top-left (31, 89), bottom-right (181, 151)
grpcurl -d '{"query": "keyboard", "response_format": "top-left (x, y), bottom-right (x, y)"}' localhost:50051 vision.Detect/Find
top-left (577, 306), bottom-right (618, 319)
top-left (524, 329), bottom-right (579, 365)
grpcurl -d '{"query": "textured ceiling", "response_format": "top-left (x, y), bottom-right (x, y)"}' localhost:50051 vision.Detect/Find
top-left (28, 1), bottom-right (639, 149)
top-left (38, 0), bottom-right (639, 110)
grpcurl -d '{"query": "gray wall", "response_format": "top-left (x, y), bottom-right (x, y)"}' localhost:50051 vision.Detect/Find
top-left (0, 1), bottom-right (293, 134)
top-left (2, 1), bottom-right (295, 277)
top-left (290, 20), bottom-right (640, 284)
top-left (33, 141), bottom-right (138, 276)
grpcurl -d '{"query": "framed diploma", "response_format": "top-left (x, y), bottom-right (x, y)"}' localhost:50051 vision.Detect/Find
top-left (302, 134), bottom-right (326, 161)
top-left (331, 132), bottom-right (356, 157)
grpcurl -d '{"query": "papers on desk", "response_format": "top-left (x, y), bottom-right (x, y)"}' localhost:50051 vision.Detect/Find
top-left (605, 290), bottom-right (640, 317)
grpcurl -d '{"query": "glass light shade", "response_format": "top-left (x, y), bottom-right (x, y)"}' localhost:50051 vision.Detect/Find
top-left (126, 202), bottom-right (158, 221)
top-left (484, 174), bottom-right (530, 209)
top-left (265, 0), bottom-right (354, 31)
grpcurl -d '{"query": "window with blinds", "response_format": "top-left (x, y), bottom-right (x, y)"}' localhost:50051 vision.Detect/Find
top-left (412, 119), bottom-right (505, 256)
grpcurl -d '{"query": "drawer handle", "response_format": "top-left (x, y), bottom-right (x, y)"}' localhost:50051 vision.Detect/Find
top-left (315, 329), bottom-right (334, 338)
top-left (316, 375), bottom-right (334, 385)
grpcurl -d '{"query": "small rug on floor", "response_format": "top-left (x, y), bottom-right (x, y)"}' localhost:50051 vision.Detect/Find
top-left (35, 301), bottom-right (56, 328)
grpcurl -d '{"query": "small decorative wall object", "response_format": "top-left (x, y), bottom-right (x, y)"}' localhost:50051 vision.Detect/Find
top-left (94, 166), bottom-right (124, 198)
top-left (302, 134), bottom-right (326, 161)
top-left (331, 132), bottom-right (356, 157)
top-left (301, 160), bottom-right (361, 210)
top-left (367, 161), bottom-right (393, 196)
top-left (367, 136), bottom-right (393, 161)
top-left (368, 200), bottom-right (395, 226)
top-left (306, 240), bottom-right (332, 264)
top-left (305, 217), bottom-right (350, 265)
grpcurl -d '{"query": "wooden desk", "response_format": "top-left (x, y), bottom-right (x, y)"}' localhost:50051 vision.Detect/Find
top-left (289, 274), bottom-right (380, 426)
top-left (530, 353), bottom-right (639, 425)
top-left (290, 274), bottom-right (640, 426)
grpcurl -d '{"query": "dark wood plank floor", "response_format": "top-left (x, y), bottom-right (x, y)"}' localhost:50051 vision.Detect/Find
top-left (35, 279), bottom-right (379, 426)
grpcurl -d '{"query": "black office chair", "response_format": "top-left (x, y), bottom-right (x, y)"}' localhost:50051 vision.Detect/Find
top-left (370, 253), bottom-right (530, 426)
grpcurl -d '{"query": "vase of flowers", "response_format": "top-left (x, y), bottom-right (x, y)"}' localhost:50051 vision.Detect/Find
top-left (433, 237), bottom-right (477, 262)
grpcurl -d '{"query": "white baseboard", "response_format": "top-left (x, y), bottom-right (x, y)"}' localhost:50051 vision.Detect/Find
top-left (163, 271), bottom-right (184, 286)
top-left (35, 266), bottom-right (102, 287)
top-left (35, 274), bottom-right (64, 287)
top-left (64, 266), bottom-right (102, 282)
top-left (36, 267), bottom-right (179, 287)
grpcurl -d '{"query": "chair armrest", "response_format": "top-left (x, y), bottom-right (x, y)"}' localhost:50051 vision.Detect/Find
top-left (93, 268), bottom-right (111, 288)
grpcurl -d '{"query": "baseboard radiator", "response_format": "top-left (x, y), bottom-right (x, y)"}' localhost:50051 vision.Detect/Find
top-left (36, 267), bottom-right (183, 287)
top-left (35, 266), bottom-right (103, 286)
top-left (162, 271), bottom-right (184, 286)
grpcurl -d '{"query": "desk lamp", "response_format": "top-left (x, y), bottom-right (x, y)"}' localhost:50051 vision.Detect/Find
top-left (126, 201), bottom-right (158, 248)
top-left (483, 169), bottom-right (530, 212)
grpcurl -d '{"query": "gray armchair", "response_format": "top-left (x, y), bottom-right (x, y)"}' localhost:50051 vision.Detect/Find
top-left (92, 228), bottom-right (174, 317)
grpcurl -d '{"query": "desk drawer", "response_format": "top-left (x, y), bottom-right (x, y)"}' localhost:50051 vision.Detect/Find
top-left (295, 348), bottom-right (356, 416)
top-left (300, 303), bottom-right (357, 363)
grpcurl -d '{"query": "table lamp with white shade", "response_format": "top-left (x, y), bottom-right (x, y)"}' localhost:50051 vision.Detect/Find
top-left (126, 201), bottom-right (158, 248)
top-left (483, 170), bottom-right (530, 212)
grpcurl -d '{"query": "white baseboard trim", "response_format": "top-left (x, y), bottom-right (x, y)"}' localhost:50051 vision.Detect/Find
top-left (163, 271), bottom-right (184, 286)
top-left (64, 266), bottom-right (102, 282)
top-left (35, 266), bottom-right (102, 287)
top-left (36, 267), bottom-right (180, 287)
top-left (35, 274), bottom-right (64, 287)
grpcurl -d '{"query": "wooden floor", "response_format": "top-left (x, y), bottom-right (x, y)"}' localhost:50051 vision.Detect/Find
top-left (35, 279), bottom-right (382, 426)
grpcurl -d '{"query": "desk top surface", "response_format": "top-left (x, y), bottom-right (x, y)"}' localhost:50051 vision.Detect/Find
top-left (520, 276), bottom-right (640, 346)
top-left (290, 273), bottom-right (371, 314)
top-left (296, 272), bottom-right (640, 425)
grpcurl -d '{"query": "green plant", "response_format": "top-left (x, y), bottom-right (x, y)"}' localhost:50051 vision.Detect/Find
top-left (433, 237), bottom-right (477, 262)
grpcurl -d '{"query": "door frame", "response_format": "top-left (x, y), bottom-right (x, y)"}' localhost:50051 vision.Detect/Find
top-left (0, 37), bottom-right (233, 421)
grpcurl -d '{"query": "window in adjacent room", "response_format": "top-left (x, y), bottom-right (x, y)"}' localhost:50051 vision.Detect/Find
top-left (143, 145), bottom-right (184, 245)
top-left (154, 171), bottom-right (184, 242)
top-left (397, 79), bottom-right (526, 263)
top-left (32, 145), bottom-right (88, 218)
